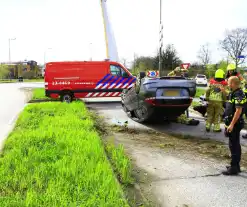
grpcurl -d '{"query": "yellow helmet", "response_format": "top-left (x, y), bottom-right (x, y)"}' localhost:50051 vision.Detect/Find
top-left (227, 63), bottom-right (236, 71)
top-left (215, 69), bottom-right (225, 79)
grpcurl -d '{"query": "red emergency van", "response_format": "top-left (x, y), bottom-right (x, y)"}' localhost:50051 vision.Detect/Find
top-left (44, 60), bottom-right (136, 102)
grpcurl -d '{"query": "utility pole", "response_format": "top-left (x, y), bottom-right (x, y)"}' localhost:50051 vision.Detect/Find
top-left (134, 52), bottom-right (137, 75)
top-left (9, 39), bottom-right (10, 63)
top-left (159, 0), bottom-right (163, 76)
top-left (89, 43), bottom-right (93, 61)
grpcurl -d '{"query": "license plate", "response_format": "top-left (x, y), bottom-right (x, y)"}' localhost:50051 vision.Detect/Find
top-left (163, 90), bottom-right (179, 96)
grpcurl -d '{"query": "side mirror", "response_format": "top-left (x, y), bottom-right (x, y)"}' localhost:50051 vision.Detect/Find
top-left (122, 72), bottom-right (129, 78)
top-left (139, 72), bottom-right (146, 79)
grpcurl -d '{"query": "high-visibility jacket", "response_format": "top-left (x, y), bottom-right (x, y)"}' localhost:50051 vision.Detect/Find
top-left (206, 78), bottom-right (228, 102)
top-left (167, 69), bottom-right (187, 77)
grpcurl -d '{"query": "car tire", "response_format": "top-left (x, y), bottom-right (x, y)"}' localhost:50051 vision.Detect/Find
top-left (122, 103), bottom-right (129, 113)
top-left (60, 92), bottom-right (73, 103)
top-left (133, 104), bottom-right (152, 123)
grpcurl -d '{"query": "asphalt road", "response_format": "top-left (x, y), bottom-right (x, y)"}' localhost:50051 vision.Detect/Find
top-left (0, 82), bottom-right (44, 150)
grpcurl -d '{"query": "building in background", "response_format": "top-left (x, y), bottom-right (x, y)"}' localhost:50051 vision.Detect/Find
top-left (0, 60), bottom-right (42, 79)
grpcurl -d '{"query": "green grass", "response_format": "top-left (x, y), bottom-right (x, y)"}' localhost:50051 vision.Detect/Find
top-left (32, 88), bottom-right (48, 100)
top-left (105, 139), bottom-right (133, 185)
top-left (195, 88), bottom-right (206, 98)
top-left (0, 102), bottom-right (130, 206)
top-left (25, 79), bottom-right (44, 82)
top-left (0, 79), bottom-right (44, 83)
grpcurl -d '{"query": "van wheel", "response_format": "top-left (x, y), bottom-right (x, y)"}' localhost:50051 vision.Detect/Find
top-left (60, 93), bottom-right (73, 103)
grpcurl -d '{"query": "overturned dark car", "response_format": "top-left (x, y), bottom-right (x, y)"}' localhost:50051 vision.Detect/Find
top-left (121, 72), bottom-right (197, 123)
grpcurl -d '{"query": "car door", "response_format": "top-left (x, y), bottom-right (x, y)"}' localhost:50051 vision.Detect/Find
top-left (106, 64), bottom-right (131, 97)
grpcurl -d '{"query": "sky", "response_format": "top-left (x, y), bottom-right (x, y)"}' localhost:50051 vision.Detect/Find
top-left (0, 0), bottom-right (246, 66)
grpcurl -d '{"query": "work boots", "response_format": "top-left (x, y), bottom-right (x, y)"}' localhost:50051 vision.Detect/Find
top-left (213, 124), bottom-right (221, 132)
top-left (205, 122), bottom-right (211, 132)
top-left (222, 166), bottom-right (239, 175)
top-left (226, 165), bottom-right (241, 173)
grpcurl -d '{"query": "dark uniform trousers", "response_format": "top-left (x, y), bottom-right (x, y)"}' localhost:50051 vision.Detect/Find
top-left (228, 123), bottom-right (243, 167)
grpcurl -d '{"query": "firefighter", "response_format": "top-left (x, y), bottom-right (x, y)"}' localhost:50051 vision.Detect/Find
top-left (167, 67), bottom-right (187, 77)
top-left (222, 76), bottom-right (246, 175)
top-left (176, 114), bottom-right (199, 125)
top-left (168, 67), bottom-right (180, 76)
top-left (205, 69), bottom-right (227, 132)
top-left (226, 63), bottom-right (246, 86)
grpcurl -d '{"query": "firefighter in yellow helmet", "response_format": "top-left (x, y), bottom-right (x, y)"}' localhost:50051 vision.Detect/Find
top-left (226, 63), bottom-right (246, 86)
top-left (205, 69), bottom-right (228, 132)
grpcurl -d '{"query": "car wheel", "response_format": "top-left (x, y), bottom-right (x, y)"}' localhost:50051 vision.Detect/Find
top-left (133, 104), bottom-right (151, 123)
top-left (122, 103), bottom-right (129, 113)
top-left (60, 93), bottom-right (73, 103)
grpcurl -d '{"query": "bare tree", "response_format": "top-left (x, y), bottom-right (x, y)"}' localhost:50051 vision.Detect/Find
top-left (120, 58), bottom-right (128, 67)
top-left (197, 43), bottom-right (211, 67)
top-left (220, 28), bottom-right (247, 67)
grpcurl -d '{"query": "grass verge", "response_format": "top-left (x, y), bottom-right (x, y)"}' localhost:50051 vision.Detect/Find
top-left (0, 79), bottom-right (44, 83)
top-left (89, 111), bottom-right (150, 207)
top-left (0, 102), bottom-right (130, 206)
top-left (25, 79), bottom-right (44, 82)
top-left (32, 88), bottom-right (48, 100)
top-left (30, 88), bottom-right (55, 103)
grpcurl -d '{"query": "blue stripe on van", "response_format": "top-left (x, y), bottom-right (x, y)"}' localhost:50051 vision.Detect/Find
top-left (110, 76), bottom-right (120, 85)
top-left (122, 77), bottom-right (131, 85)
top-left (96, 74), bottom-right (111, 86)
top-left (129, 78), bottom-right (136, 85)
top-left (103, 75), bottom-right (114, 86)
top-left (115, 77), bottom-right (125, 85)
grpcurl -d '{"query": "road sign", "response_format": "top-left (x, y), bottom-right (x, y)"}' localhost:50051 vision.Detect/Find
top-left (181, 63), bottom-right (190, 69)
top-left (147, 71), bottom-right (159, 77)
top-left (238, 55), bottom-right (246, 59)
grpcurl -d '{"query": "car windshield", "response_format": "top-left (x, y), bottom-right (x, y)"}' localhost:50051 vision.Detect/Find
top-left (197, 75), bottom-right (205, 78)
